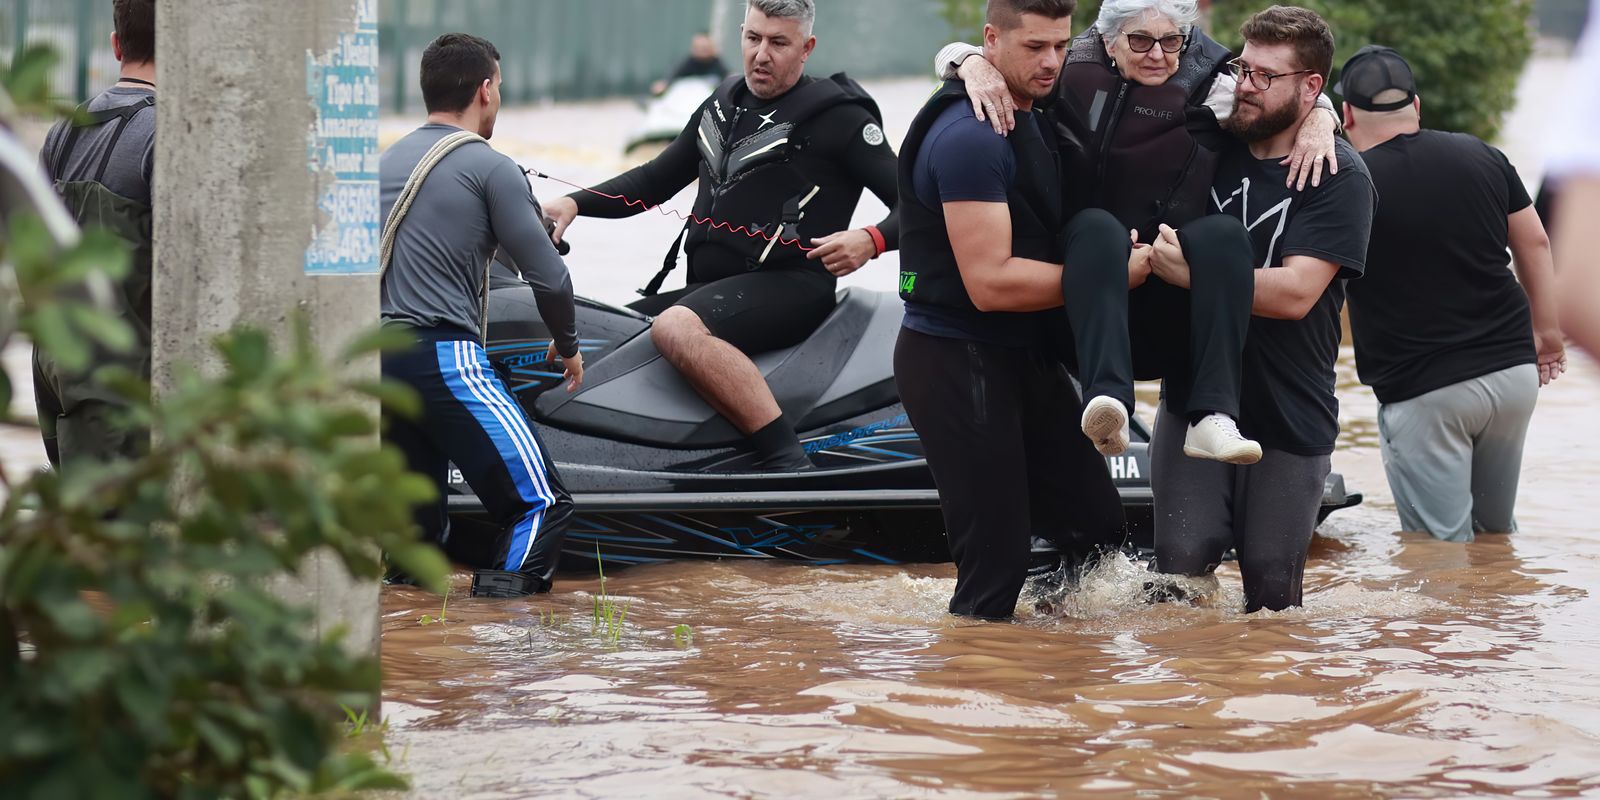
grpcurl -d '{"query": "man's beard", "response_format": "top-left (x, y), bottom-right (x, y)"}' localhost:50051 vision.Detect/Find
top-left (1225, 95), bottom-right (1300, 142)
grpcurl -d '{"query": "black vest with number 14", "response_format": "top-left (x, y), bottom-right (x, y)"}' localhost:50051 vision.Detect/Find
top-left (897, 80), bottom-right (1062, 325)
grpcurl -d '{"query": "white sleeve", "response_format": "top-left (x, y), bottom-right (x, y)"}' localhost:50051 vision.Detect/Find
top-left (1546, 0), bottom-right (1600, 179)
top-left (934, 42), bottom-right (983, 80)
top-left (1203, 73), bottom-right (1236, 123)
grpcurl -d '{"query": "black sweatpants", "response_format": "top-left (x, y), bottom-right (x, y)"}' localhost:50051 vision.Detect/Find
top-left (895, 328), bottom-right (1126, 620)
top-left (381, 326), bottom-right (574, 591)
top-left (1062, 214), bottom-right (1254, 417)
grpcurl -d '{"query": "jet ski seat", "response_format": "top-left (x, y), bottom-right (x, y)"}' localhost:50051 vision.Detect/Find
top-left (534, 288), bottom-right (903, 449)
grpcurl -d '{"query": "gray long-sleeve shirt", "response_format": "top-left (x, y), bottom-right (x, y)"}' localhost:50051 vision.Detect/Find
top-left (379, 124), bottom-right (578, 357)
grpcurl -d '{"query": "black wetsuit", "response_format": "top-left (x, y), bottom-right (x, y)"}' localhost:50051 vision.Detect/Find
top-left (571, 74), bottom-right (899, 355)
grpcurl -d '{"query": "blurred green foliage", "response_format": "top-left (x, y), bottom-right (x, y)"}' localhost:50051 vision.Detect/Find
top-left (2, 48), bottom-right (446, 799)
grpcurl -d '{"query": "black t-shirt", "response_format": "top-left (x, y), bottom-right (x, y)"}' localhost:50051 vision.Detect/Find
top-left (1346, 130), bottom-right (1535, 404)
top-left (902, 101), bottom-right (1044, 347)
top-left (1211, 138), bottom-right (1376, 456)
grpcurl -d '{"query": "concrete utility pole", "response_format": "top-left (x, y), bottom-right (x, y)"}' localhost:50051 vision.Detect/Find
top-left (153, 0), bottom-right (382, 664)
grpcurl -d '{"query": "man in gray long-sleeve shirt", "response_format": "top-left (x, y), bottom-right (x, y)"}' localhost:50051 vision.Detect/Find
top-left (380, 33), bottom-right (582, 599)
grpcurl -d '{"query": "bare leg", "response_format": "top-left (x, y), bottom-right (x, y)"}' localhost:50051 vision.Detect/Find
top-left (651, 306), bottom-right (781, 434)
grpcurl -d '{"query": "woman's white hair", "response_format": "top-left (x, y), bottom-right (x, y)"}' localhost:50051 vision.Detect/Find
top-left (1094, 0), bottom-right (1200, 38)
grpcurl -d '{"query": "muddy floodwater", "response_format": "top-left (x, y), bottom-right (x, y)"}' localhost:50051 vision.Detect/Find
top-left (373, 64), bottom-right (1600, 798)
top-left (379, 354), bottom-right (1600, 798)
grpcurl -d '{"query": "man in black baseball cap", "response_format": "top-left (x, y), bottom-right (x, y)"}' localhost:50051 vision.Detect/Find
top-left (1339, 45), bottom-right (1565, 544)
top-left (1334, 45), bottom-right (1416, 112)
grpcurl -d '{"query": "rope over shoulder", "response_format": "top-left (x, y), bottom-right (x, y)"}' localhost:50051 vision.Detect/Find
top-left (379, 130), bottom-right (497, 337)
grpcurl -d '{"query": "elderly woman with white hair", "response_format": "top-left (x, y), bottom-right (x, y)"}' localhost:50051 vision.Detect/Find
top-left (930, 0), bottom-right (1341, 471)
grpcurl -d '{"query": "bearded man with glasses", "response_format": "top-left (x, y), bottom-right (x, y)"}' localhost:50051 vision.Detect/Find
top-left (1138, 5), bottom-right (1376, 612)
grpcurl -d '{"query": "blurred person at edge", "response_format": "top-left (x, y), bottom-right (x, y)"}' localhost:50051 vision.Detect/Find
top-left (1550, 0), bottom-right (1600, 357)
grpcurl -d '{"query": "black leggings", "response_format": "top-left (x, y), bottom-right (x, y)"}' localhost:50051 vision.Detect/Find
top-left (895, 328), bottom-right (1126, 620)
top-left (1061, 214), bottom-right (1255, 418)
top-left (1149, 403), bottom-right (1330, 612)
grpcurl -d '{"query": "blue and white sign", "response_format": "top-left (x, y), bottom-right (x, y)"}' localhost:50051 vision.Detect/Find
top-left (304, 0), bottom-right (380, 275)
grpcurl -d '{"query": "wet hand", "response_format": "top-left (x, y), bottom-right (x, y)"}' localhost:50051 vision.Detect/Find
top-left (808, 229), bottom-right (877, 277)
top-left (1149, 224), bottom-right (1191, 289)
top-left (548, 342), bottom-right (584, 393)
top-left (544, 195), bottom-right (579, 244)
top-left (1535, 328), bottom-right (1567, 386)
top-left (1282, 107), bottom-right (1339, 190)
top-left (958, 56), bottom-right (1015, 136)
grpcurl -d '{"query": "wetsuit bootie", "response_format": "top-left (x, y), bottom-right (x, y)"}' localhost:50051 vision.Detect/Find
top-left (470, 570), bottom-right (545, 598)
top-left (749, 415), bottom-right (814, 472)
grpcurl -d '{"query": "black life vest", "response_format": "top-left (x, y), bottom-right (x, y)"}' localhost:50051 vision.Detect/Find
top-left (897, 80), bottom-right (1062, 324)
top-left (1053, 27), bottom-right (1230, 242)
top-left (645, 73), bottom-right (882, 294)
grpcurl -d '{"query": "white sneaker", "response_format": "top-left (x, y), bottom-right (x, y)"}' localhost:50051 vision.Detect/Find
top-left (1080, 396), bottom-right (1130, 456)
top-left (1183, 414), bottom-right (1263, 465)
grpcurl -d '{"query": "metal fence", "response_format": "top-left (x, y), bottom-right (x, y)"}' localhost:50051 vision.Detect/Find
top-left (1, 0), bottom-right (119, 104)
top-left (3, 0), bottom-right (955, 111)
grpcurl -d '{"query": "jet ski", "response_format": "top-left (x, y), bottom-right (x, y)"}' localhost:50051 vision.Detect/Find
top-left (624, 75), bottom-right (720, 156)
top-left (443, 261), bottom-right (1364, 569)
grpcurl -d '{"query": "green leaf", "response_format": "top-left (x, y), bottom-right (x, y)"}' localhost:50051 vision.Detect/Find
top-left (53, 647), bottom-right (118, 694)
top-left (338, 325), bottom-right (418, 362)
top-left (40, 596), bottom-right (103, 641)
top-left (26, 304), bottom-right (91, 373)
top-left (386, 541), bottom-right (451, 594)
top-left (217, 328), bottom-right (271, 377)
top-left (351, 379), bottom-right (422, 418)
top-left (1, 45), bottom-right (62, 110)
top-left (66, 303), bottom-right (136, 353)
top-left (192, 716), bottom-right (244, 767)
top-left (322, 408), bottom-right (376, 438)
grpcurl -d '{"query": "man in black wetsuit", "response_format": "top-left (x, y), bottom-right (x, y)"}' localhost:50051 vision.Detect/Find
top-left (544, 0), bottom-right (899, 472)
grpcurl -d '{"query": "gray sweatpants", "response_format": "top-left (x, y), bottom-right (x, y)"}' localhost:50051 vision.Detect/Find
top-left (1149, 402), bottom-right (1331, 612)
top-left (1378, 363), bottom-right (1538, 543)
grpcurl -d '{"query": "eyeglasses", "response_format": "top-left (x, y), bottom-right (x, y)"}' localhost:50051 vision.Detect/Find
top-left (1124, 32), bottom-right (1186, 54)
top-left (1226, 58), bottom-right (1315, 91)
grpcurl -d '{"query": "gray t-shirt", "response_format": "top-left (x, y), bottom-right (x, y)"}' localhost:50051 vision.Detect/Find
top-left (41, 86), bottom-right (156, 204)
top-left (379, 124), bottom-right (578, 356)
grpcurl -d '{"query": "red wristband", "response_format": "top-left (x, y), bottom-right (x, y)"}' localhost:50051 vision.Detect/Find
top-left (864, 225), bottom-right (886, 258)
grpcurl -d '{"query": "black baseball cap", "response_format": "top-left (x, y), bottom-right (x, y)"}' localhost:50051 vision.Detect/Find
top-left (1335, 45), bottom-right (1417, 112)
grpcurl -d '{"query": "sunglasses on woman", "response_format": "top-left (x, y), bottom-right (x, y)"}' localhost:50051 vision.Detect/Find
top-left (1123, 32), bottom-right (1186, 54)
